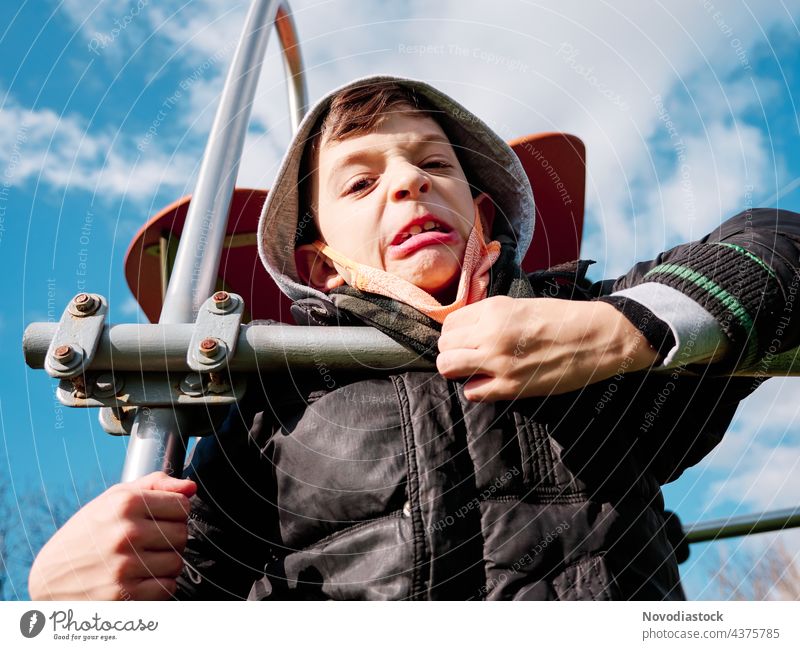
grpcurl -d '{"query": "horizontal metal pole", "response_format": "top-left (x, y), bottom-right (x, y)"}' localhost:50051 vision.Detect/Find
top-left (24, 322), bottom-right (434, 372)
top-left (24, 322), bottom-right (800, 376)
top-left (684, 507), bottom-right (800, 544)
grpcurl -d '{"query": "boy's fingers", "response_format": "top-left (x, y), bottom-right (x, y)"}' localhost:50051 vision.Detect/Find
top-left (441, 303), bottom-right (482, 331)
top-left (114, 489), bottom-right (191, 522)
top-left (462, 376), bottom-right (496, 402)
top-left (136, 490), bottom-right (193, 521)
top-left (124, 577), bottom-right (177, 601)
top-left (437, 329), bottom-right (479, 352)
top-left (436, 349), bottom-right (491, 378)
top-left (129, 471), bottom-right (197, 497)
top-left (126, 551), bottom-right (185, 579)
top-left (137, 520), bottom-right (189, 552)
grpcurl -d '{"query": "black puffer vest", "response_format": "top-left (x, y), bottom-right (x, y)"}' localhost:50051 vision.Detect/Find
top-left (176, 258), bottom-right (759, 601)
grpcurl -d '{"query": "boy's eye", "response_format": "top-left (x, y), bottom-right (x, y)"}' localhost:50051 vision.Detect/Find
top-left (345, 177), bottom-right (374, 195)
top-left (343, 160), bottom-right (451, 196)
top-left (422, 160), bottom-right (451, 170)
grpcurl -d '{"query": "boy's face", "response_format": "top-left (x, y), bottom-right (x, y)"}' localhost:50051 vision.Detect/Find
top-left (295, 111), bottom-right (493, 300)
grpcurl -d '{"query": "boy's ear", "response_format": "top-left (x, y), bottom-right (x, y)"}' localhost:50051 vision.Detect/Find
top-left (294, 244), bottom-right (346, 292)
top-left (474, 192), bottom-right (496, 241)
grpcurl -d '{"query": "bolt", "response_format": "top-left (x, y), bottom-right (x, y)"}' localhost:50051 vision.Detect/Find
top-left (71, 375), bottom-right (87, 399)
top-left (93, 373), bottom-right (123, 398)
top-left (72, 293), bottom-right (98, 314)
top-left (180, 373), bottom-right (205, 396)
top-left (205, 371), bottom-right (230, 394)
top-left (212, 291), bottom-right (231, 309)
top-left (95, 373), bottom-right (114, 392)
top-left (182, 373), bottom-right (203, 392)
top-left (54, 345), bottom-right (74, 363)
top-left (199, 337), bottom-right (219, 358)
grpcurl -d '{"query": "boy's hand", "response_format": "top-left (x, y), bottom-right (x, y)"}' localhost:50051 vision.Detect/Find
top-left (28, 472), bottom-right (196, 601)
top-left (436, 296), bottom-right (660, 402)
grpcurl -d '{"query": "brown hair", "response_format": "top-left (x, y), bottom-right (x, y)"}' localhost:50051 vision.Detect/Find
top-left (295, 82), bottom-right (472, 246)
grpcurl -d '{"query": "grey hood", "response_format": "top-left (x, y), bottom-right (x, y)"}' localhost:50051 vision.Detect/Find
top-left (257, 74), bottom-right (535, 304)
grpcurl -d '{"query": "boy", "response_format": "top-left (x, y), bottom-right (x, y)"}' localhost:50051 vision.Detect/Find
top-left (30, 75), bottom-right (800, 600)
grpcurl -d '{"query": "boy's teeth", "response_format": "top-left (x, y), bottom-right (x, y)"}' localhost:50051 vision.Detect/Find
top-left (396, 221), bottom-right (446, 244)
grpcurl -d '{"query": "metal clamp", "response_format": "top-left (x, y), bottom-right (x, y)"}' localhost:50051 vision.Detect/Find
top-left (187, 291), bottom-right (244, 372)
top-left (98, 403), bottom-right (232, 437)
top-left (57, 371), bottom-right (245, 408)
top-left (44, 294), bottom-right (108, 388)
top-left (98, 406), bottom-right (136, 436)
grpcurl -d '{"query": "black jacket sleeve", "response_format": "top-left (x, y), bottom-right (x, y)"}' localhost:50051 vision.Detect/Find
top-left (592, 207), bottom-right (800, 371)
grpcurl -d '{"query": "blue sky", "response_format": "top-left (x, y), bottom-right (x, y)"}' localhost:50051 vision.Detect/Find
top-left (2, 0), bottom-right (800, 599)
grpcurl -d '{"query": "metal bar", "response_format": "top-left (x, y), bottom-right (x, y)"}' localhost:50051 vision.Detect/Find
top-left (121, 409), bottom-right (190, 482)
top-left (24, 323), bottom-right (433, 372)
top-left (684, 507), bottom-right (800, 544)
top-left (275, 4), bottom-right (307, 133)
top-left (161, 0), bottom-right (306, 324)
top-left (24, 321), bottom-right (800, 376)
top-left (123, 0), bottom-right (307, 481)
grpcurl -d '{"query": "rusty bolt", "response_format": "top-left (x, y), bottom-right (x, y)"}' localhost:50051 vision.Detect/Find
top-left (72, 293), bottom-right (97, 314)
top-left (54, 344), bottom-right (74, 363)
top-left (199, 337), bottom-right (219, 358)
top-left (212, 291), bottom-right (231, 309)
top-left (71, 376), bottom-right (87, 399)
top-left (95, 373), bottom-right (114, 392)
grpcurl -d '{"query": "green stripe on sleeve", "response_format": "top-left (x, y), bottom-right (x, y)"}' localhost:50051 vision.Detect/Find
top-left (712, 242), bottom-right (777, 281)
top-left (643, 262), bottom-right (759, 364)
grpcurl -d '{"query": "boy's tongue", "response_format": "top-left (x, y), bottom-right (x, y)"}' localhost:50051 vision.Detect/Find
top-left (387, 217), bottom-right (458, 260)
top-left (387, 228), bottom-right (459, 260)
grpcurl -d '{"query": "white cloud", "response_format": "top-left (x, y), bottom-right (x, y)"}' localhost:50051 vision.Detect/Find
top-left (707, 443), bottom-right (800, 511)
top-left (0, 93), bottom-right (200, 200)
top-left (46, 0), bottom-right (800, 229)
top-left (697, 378), bottom-right (800, 512)
top-left (649, 120), bottom-right (771, 241)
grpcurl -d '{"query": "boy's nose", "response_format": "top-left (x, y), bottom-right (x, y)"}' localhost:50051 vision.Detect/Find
top-left (389, 164), bottom-right (430, 201)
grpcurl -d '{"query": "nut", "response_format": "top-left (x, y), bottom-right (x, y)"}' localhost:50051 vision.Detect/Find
top-left (93, 373), bottom-right (123, 398)
top-left (199, 337), bottom-right (219, 358)
top-left (54, 345), bottom-right (74, 363)
top-left (95, 373), bottom-right (115, 392)
top-left (72, 293), bottom-right (98, 314)
top-left (212, 291), bottom-right (231, 309)
top-left (180, 373), bottom-right (204, 396)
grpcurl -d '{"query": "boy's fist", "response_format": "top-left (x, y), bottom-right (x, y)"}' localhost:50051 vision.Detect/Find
top-left (29, 471), bottom-right (196, 601)
top-left (437, 296), bottom-right (660, 401)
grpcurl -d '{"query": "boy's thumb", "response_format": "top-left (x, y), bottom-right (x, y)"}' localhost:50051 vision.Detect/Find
top-left (129, 471), bottom-right (197, 496)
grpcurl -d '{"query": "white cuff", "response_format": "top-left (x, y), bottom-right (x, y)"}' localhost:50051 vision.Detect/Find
top-left (611, 282), bottom-right (729, 368)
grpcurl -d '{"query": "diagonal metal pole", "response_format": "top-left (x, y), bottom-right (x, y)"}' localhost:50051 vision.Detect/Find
top-left (121, 0), bottom-right (307, 481)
